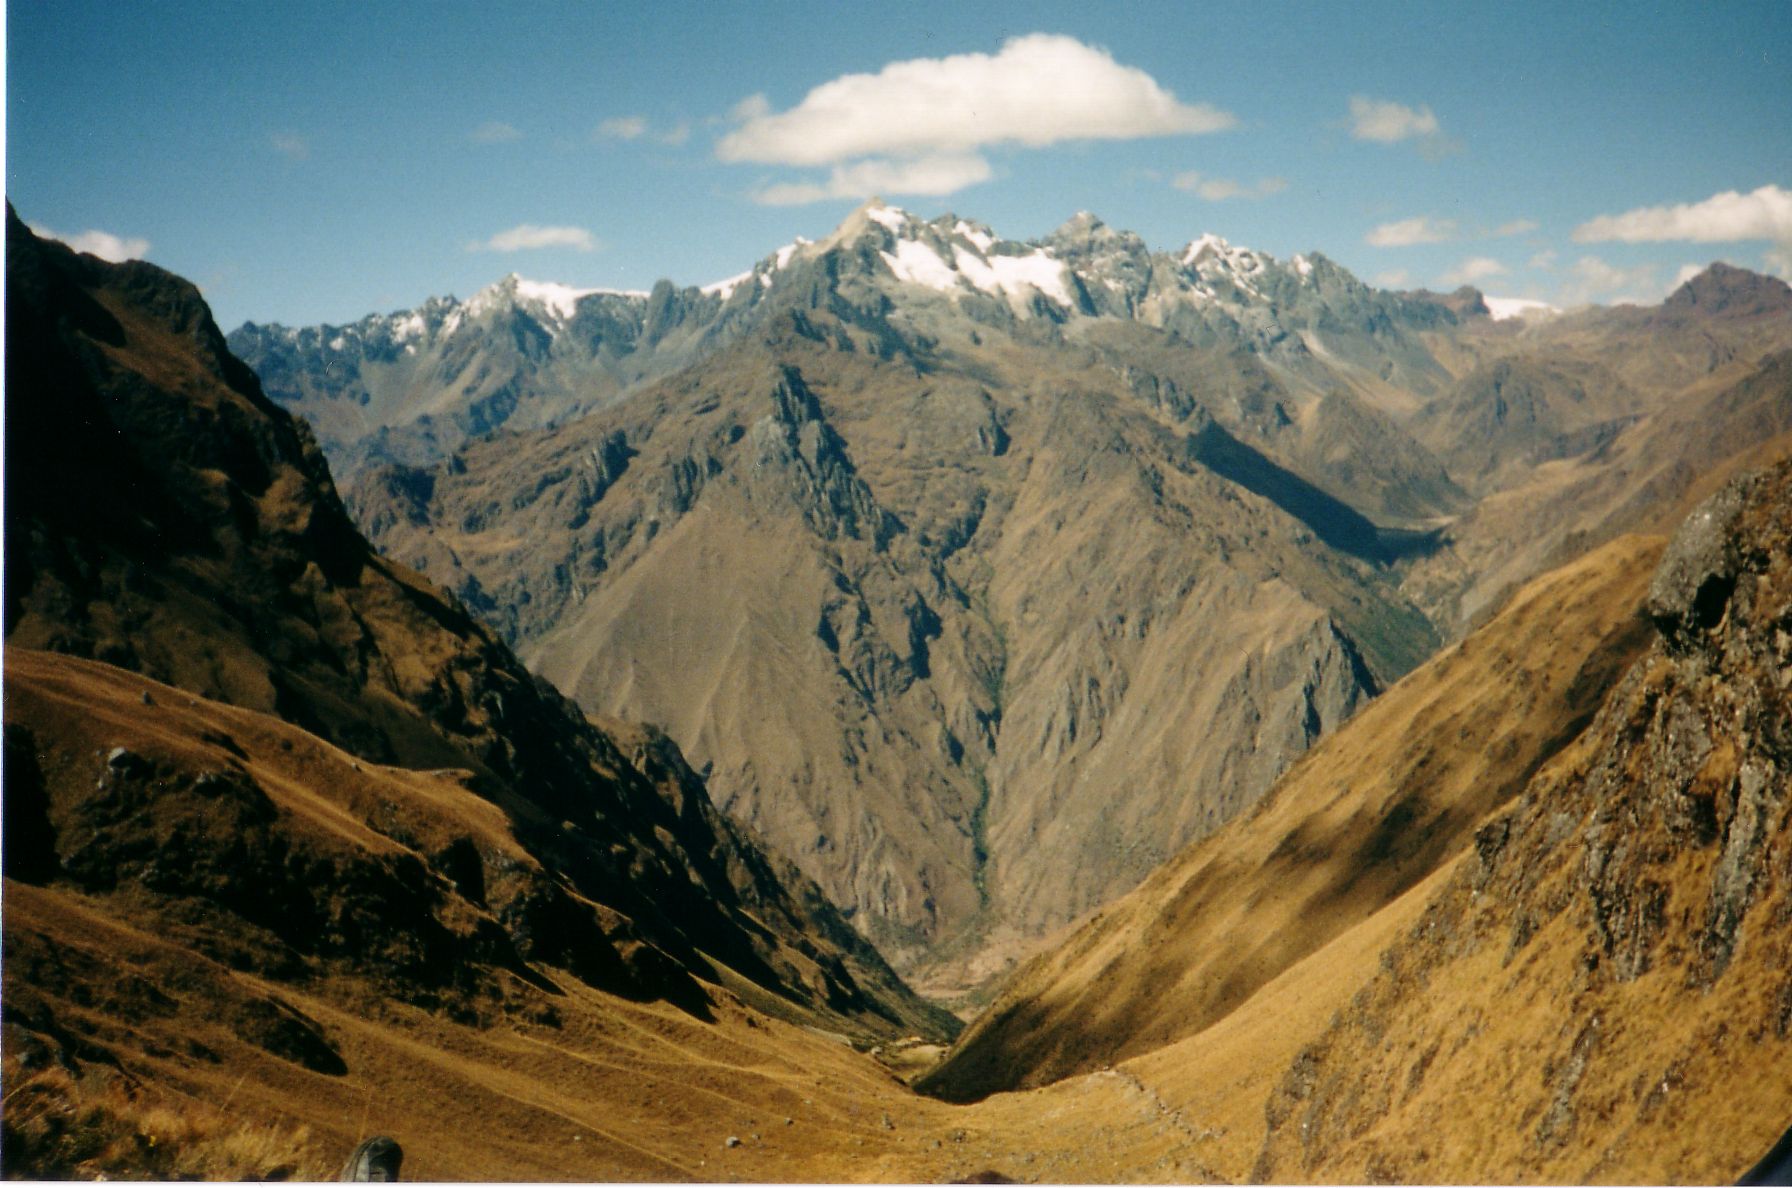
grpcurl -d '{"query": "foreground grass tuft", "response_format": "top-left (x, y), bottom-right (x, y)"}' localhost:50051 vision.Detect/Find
top-left (1, 1058), bottom-right (331, 1181)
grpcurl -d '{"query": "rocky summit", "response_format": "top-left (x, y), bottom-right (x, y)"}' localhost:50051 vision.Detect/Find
top-left (242, 200), bottom-right (1792, 991)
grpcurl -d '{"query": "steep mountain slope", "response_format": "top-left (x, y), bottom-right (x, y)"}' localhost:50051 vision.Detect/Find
top-left (919, 530), bottom-right (1663, 1099)
top-left (1247, 460), bottom-right (1792, 1182)
top-left (246, 204), bottom-right (1792, 988)
top-left (916, 461), bottom-right (1792, 1183)
top-left (1402, 327), bottom-right (1792, 633)
top-left (1, 208), bottom-right (951, 1042)
top-left (345, 238), bottom-right (1448, 979)
top-left (0, 650), bottom-right (1190, 1182)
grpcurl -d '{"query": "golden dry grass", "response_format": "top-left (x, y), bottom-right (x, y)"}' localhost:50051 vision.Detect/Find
top-left (1, 1057), bottom-right (330, 1181)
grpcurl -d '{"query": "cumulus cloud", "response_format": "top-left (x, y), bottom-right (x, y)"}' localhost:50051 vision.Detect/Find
top-left (1347, 96), bottom-right (1440, 143)
top-left (1494, 219), bottom-right (1539, 237)
top-left (597, 115), bottom-right (648, 141)
top-left (468, 224), bottom-right (600, 253)
top-left (1438, 256), bottom-right (1507, 287)
top-left (270, 132), bottom-right (310, 160)
top-left (719, 33), bottom-right (1233, 167)
top-left (1572, 184), bottom-right (1792, 245)
top-left (1366, 215), bottom-right (1456, 247)
top-left (1529, 249), bottom-right (1558, 270)
top-left (751, 153), bottom-right (994, 206)
top-left (1559, 255), bottom-right (1658, 306)
top-left (470, 121), bottom-right (522, 144)
top-left (1673, 262), bottom-right (1709, 289)
top-left (29, 223), bottom-right (150, 261)
top-left (1172, 172), bottom-right (1287, 201)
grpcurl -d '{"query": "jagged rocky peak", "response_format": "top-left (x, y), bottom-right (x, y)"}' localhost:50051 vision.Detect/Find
top-left (1662, 260), bottom-right (1792, 317)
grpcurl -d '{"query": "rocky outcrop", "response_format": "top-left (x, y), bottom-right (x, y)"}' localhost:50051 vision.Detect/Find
top-left (1251, 461), bottom-right (1792, 1182)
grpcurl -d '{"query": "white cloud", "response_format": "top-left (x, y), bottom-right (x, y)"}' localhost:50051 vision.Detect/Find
top-left (1494, 219), bottom-right (1539, 237)
top-left (751, 153), bottom-right (994, 206)
top-left (1347, 96), bottom-right (1440, 143)
top-left (1528, 249), bottom-right (1558, 270)
top-left (1673, 262), bottom-right (1708, 289)
top-left (29, 223), bottom-right (150, 261)
top-left (597, 115), bottom-right (648, 141)
top-left (270, 132), bottom-right (309, 160)
top-left (1572, 184), bottom-right (1792, 245)
top-left (1366, 215), bottom-right (1456, 247)
top-left (470, 121), bottom-right (522, 144)
top-left (468, 224), bottom-right (600, 253)
top-left (1767, 244), bottom-right (1792, 279)
top-left (1373, 269), bottom-right (1412, 288)
top-left (728, 94), bottom-right (771, 123)
top-left (658, 121), bottom-right (692, 147)
top-left (1559, 255), bottom-right (1658, 306)
top-left (1438, 256), bottom-right (1507, 287)
top-left (1172, 172), bottom-right (1287, 201)
top-left (719, 34), bottom-right (1233, 167)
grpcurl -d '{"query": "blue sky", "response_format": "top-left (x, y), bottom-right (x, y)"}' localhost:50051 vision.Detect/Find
top-left (8, 1), bottom-right (1790, 328)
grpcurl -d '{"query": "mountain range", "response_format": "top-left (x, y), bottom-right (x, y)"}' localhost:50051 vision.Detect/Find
top-left (231, 200), bottom-right (1792, 992)
top-left (5, 200), bottom-right (1790, 1182)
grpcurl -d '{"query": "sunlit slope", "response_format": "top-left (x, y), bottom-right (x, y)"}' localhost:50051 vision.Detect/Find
top-left (921, 530), bottom-right (1664, 1100)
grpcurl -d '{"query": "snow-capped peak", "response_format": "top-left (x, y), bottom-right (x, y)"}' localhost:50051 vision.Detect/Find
top-left (865, 202), bottom-right (909, 233)
top-left (463, 273), bottom-right (649, 323)
top-left (1181, 233), bottom-right (1231, 267)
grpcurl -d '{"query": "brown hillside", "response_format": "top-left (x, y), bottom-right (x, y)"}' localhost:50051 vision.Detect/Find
top-left (352, 316), bottom-right (1438, 984)
top-left (917, 461), bottom-right (1792, 1183)
top-left (0, 649), bottom-right (1197, 1182)
top-left (1, 207), bottom-right (950, 1042)
top-left (1248, 459), bottom-right (1792, 1183)
top-left (920, 529), bottom-right (1664, 1100)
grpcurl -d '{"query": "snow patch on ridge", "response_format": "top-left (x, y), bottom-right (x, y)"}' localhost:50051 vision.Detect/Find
top-left (866, 204), bottom-right (908, 233)
top-left (702, 270), bottom-right (752, 298)
top-left (954, 247), bottom-right (1073, 307)
top-left (882, 238), bottom-right (959, 291)
top-left (954, 220), bottom-right (996, 253)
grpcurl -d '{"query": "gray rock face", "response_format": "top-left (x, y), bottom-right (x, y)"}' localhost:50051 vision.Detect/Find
top-left (1646, 480), bottom-right (1747, 642)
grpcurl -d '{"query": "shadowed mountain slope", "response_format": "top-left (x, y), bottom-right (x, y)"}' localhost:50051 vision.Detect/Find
top-left (1, 207), bottom-right (952, 1042)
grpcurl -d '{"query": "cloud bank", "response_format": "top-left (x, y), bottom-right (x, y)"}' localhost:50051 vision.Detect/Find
top-left (722, 34), bottom-right (1232, 203)
top-left (30, 224), bottom-right (151, 262)
top-left (1366, 216), bottom-right (1456, 247)
top-left (1573, 184), bottom-right (1792, 245)
top-left (1559, 256), bottom-right (1659, 306)
top-left (469, 224), bottom-right (599, 253)
top-left (1438, 256), bottom-right (1507, 286)
top-left (752, 154), bottom-right (994, 206)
